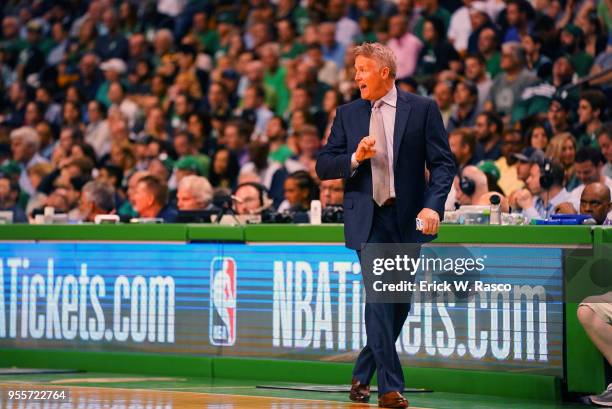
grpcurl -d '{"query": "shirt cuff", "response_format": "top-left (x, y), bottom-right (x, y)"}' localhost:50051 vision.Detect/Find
top-left (351, 153), bottom-right (359, 171)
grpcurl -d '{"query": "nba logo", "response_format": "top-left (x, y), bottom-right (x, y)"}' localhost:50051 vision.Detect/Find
top-left (209, 257), bottom-right (237, 346)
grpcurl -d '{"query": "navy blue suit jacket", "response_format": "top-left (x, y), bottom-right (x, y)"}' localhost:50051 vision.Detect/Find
top-left (316, 88), bottom-right (456, 250)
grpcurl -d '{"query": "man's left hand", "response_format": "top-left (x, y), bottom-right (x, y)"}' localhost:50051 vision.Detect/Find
top-left (417, 208), bottom-right (440, 235)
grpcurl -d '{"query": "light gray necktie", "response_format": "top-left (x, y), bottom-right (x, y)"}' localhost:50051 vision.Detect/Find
top-left (370, 100), bottom-right (391, 206)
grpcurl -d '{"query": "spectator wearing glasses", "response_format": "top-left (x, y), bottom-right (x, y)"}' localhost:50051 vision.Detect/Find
top-left (569, 147), bottom-right (612, 212)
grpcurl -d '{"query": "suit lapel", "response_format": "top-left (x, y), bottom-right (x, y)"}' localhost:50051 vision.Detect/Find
top-left (393, 91), bottom-right (411, 170)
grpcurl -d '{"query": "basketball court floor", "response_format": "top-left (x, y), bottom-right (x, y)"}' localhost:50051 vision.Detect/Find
top-left (0, 371), bottom-right (595, 408)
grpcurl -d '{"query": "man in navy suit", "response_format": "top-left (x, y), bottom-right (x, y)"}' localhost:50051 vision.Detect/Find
top-left (316, 43), bottom-right (455, 408)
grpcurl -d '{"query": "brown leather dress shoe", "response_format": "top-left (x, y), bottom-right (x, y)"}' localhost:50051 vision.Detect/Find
top-left (349, 377), bottom-right (370, 403)
top-left (378, 391), bottom-right (409, 408)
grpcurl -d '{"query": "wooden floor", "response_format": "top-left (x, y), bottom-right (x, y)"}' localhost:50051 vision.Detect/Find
top-left (0, 383), bottom-right (431, 409)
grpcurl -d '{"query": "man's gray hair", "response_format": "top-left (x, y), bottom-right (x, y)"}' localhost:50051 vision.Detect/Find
top-left (10, 127), bottom-right (40, 150)
top-left (501, 41), bottom-right (526, 67)
top-left (178, 175), bottom-right (213, 208)
top-left (82, 180), bottom-right (116, 212)
top-left (354, 42), bottom-right (397, 79)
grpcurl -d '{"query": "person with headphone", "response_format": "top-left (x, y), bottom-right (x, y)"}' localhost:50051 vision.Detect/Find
top-left (232, 182), bottom-right (272, 216)
top-left (516, 159), bottom-right (570, 220)
top-left (453, 165), bottom-right (489, 206)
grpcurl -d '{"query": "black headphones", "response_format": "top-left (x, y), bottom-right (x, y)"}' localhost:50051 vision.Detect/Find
top-left (539, 160), bottom-right (554, 190)
top-left (459, 169), bottom-right (476, 196)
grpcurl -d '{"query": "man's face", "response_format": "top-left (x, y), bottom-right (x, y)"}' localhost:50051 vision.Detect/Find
top-left (547, 101), bottom-right (567, 128)
top-left (320, 179), bottom-right (344, 207)
top-left (11, 137), bottom-right (33, 162)
top-left (478, 29), bottom-right (496, 53)
top-left (464, 58), bottom-right (483, 81)
top-left (520, 35), bottom-right (537, 54)
top-left (552, 57), bottom-right (573, 82)
top-left (177, 187), bottom-right (200, 211)
top-left (108, 83), bottom-right (123, 104)
top-left (173, 135), bottom-right (190, 157)
top-left (234, 185), bottom-right (262, 215)
top-left (78, 192), bottom-right (95, 222)
top-left (516, 160), bottom-right (531, 182)
top-left (577, 99), bottom-right (596, 125)
top-left (88, 101), bottom-right (101, 122)
top-left (243, 87), bottom-right (259, 109)
top-left (298, 133), bottom-right (320, 158)
top-left (318, 24), bottom-right (335, 47)
top-left (388, 15), bottom-right (406, 38)
top-left (580, 186), bottom-right (611, 225)
top-left (208, 84), bottom-right (225, 107)
top-left (506, 4), bottom-right (522, 26)
top-left (433, 83), bottom-right (452, 109)
top-left (277, 21), bottom-right (293, 43)
top-left (291, 89), bottom-right (309, 110)
top-left (224, 126), bottom-right (244, 151)
top-left (0, 178), bottom-right (13, 207)
top-left (526, 163), bottom-right (542, 194)
top-left (598, 134), bottom-right (612, 163)
top-left (175, 95), bottom-right (190, 116)
top-left (448, 133), bottom-right (468, 164)
top-left (474, 115), bottom-right (489, 141)
top-left (574, 161), bottom-right (599, 185)
top-left (131, 181), bottom-right (153, 213)
top-left (266, 118), bottom-right (284, 140)
top-left (354, 55), bottom-right (390, 101)
top-left (454, 83), bottom-right (474, 106)
top-left (501, 132), bottom-right (523, 162)
top-left (500, 48), bottom-right (516, 71)
top-left (284, 178), bottom-right (305, 207)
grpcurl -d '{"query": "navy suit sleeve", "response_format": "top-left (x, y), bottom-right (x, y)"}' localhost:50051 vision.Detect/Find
top-left (315, 107), bottom-right (353, 180)
top-left (423, 100), bottom-right (457, 218)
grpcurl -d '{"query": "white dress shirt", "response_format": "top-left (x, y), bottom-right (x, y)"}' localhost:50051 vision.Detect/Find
top-left (522, 188), bottom-right (571, 220)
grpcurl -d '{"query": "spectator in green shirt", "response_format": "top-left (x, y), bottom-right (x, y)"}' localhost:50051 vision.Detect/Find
top-left (478, 27), bottom-right (502, 79)
top-left (266, 116), bottom-right (293, 164)
top-left (560, 24), bottom-right (593, 77)
top-left (192, 11), bottom-right (219, 56)
top-left (277, 19), bottom-right (306, 61)
top-left (260, 43), bottom-right (290, 116)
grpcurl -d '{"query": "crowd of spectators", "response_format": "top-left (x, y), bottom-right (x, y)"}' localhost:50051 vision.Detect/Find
top-left (0, 0), bottom-right (610, 224)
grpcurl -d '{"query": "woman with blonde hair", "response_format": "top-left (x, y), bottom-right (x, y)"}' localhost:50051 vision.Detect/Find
top-left (546, 132), bottom-right (579, 191)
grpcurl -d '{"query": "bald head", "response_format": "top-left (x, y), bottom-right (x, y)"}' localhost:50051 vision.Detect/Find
top-left (580, 182), bottom-right (611, 225)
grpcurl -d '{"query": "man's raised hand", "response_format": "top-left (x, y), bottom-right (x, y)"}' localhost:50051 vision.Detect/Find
top-left (355, 136), bottom-right (377, 163)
